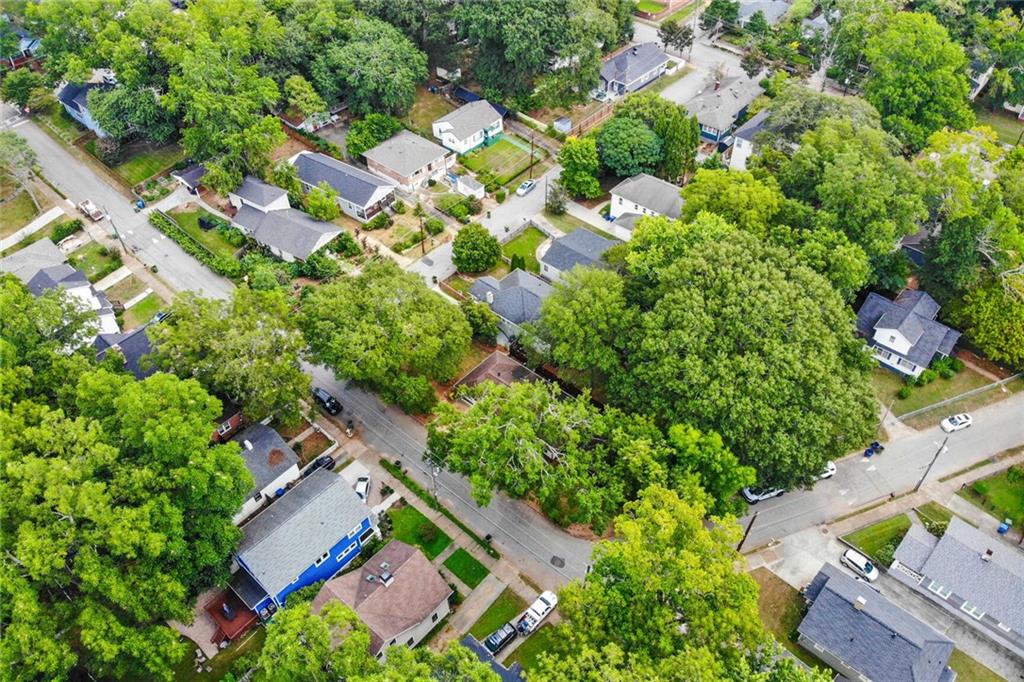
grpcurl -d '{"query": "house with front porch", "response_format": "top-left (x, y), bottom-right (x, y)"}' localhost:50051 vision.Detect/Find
top-left (599, 43), bottom-right (669, 97)
top-left (855, 289), bottom-right (960, 378)
top-left (684, 75), bottom-right (764, 143)
top-left (432, 101), bottom-right (504, 155)
top-left (291, 151), bottom-right (396, 223)
top-left (363, 130), bottom-right (455, 192)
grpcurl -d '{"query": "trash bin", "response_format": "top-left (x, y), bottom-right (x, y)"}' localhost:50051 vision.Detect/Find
top-left (998, 519), bottom-right (1012, 535)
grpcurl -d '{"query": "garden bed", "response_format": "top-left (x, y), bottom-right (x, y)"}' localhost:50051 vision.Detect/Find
top-left (294, 430), bottom-right (332, 466)
top-left (387, 504), bottom-right (452, 560)
top-left (468, 587), bottom-right (528, 640)
top-left (68, 241), bottom-right (123, 283)
top-left (840, 513), bottom-right (911, 566)
top-left (169, 205), bottom-right (242, 259)
top-left (442, 548), bottom-right (490, 589)
top-left (461, 137), bottom-right (546, 186)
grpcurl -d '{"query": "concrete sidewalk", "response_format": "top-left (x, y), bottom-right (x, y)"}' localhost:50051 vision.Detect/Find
top-left (0, 205), bottom-right (65, 251)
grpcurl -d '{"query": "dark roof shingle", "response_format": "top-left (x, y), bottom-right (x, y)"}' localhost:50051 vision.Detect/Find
top-left (293, 152), bottom-right (395, 207)
top-left (540, 228), bottom-right (617, 272)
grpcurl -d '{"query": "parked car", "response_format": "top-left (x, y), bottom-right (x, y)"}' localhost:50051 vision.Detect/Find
top-left (313, 387), bottom-right (342, 415)
top-left (940, 413), bottom-right (972, 433)
top-left (516, 591), bottom-right (558, 634)
top-left (77, 200), bottom-right (105, 221)
top-left (741, 487), bottom-right (785, 504)
top-left (483, 622), bottom-right (517, 655)
top-left (354, 476), bottom-right (371, 501)
top-left (840, 548), bottom-right (879, 581)
top-left (589, 88), bottom-right (610, 103)
top-left (302, 455), bottom-right (336, 478)
top-left (515, 180), bottom-right (536, 197)
top-left (818, 461), bottom-right (837, 480)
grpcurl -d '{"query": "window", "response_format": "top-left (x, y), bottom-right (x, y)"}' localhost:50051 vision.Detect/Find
top-left (927, 581), bottom-right (952, 599)
top-left (997, 622), bottom-right (1012, 632)
top-left (218, 421), bottom-right (233, 436)
top-left (406, 637), bottom-right (414, 646)
top-left (314, 551), bottom-right (330, 567)
top-left (348, 523), bottom-right (363, 538)
top-left (960, 602), bottom-right (985, 619)
top-left (432, 613), bottom-right (439, 623)
top-left (252, 491), bottom-right (262, 502)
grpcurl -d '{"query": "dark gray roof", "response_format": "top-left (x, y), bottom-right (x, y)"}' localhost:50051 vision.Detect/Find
top-left (171, 164), bottom-right (208, 189)
top-left (232, 176), bottom-right (288, 208)
top-left (230, 569), bottom-right (269, 610)
top-left (856, 291), bottom-right (960, 368)
top-left (734, 109), bottom-right (770, 142)
top-left (469, 269), bottom-right (553, 324)
top-left (363, 130), bottom-right (448, 176)
top-left (94, 324), bottom-right (156, 380)
top-left (799, 564), bottom-right (955, 682)
top-left (894, 524), bottom-right (940, 573)
top-left (233, 205), bottom-right (340, 260)
top-left (433, 100), bottom-right (503, 141)
top-left (612, 213), bottom-right (642, 234)
top-left (461, 636), bottom-right (525, 682)
top-left (601, 43), bottom-right (669, 86)
top-left (237, 469), bottom-right (370, 599)
top-left (685, 76), bottom-right (765, 131)
top-left (27, 264), bottom-right (89, 296)
top-left (233, 424), bottom-right (298, 496)
top-left (738, 0), bottom-right (792, 25)
top-left (610, 173), bottom-right (683, 218)
top-left (904, 518), bottom-right (1024, 633)
top-left (0, 238), bottom-right (66, 283)
top-left (293, 152), bottom-right (395, 207)
top-left (540, 228), bottom-right (617, 272)
top-left (57, 82), bottom-right (103, 113)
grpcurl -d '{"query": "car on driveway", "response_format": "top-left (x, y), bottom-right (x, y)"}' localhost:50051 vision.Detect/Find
top-left (515, 180), bottom-right (536, 197)
top-left (589, 88), bottom-right (610, 103)
top-left (302, 454), bottom-right (336, 478)
top-left (313, 387), bottom-right (342, 415)
top-left (741, 487), bottom-right (785, 504)
top-left (940, 413), bottom-right (972, 433)
top-left (840, 548), bottom-right (879, 581)
top-left (354, 476), bottom-right (371, 501)
top-left (818, 461), bottom-right (837, 480)
top-left (483, 622), bottom-right (517, 655)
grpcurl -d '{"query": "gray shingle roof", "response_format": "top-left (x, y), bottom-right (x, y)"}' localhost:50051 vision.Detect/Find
top-left (293, 152), bottom-right (395, 207)
top-left (0, 238), bottom-right (66, 283)
top-left (799, 563), bottom-right (955, 682)
top-left (363, 130), bottom-right (448, 177)
top-left (27, 264), bottom-right (90, 296)
top-left (610, 173), bottom-right (684, 218)
top-left (906, 517), bottom-right (1024, 633)
top-left (171, 164), bottom-right (208, 190)
top-left (685, 75), bottom-right (765, 131)
top-left (894, 524), bottom-right (940, 573)
top-left (540, 228), bottom-right (617, 272)
top-left (856, 291), bottom-right (960, 368)
top-left (734, 109), bottom-right (770, 142)
top-left (233, 424), bottom-right (298, 496)
top-left (94, 324), bottom-right (156, 380)
top-left (433, 100), bottom-right (503, 142)
top-left (57, 82), bottom-right (104, 113)
top-left (601, 43), bottom-right (669, 87)
top-left (237, 469), bottom-right (370, 599)
top-left (469, 269), bottom-right (553, 325)
top-left (233, 205), bottom-right (340, 261)
top-left (738, 0), bottom-right (792, 25)
top-left (232, 176), bottom-right (288, 208)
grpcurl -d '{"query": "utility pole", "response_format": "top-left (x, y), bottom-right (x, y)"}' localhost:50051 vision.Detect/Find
top-left (736, 511), bottom-right (759, 553)
top-left (102, 205), bottom-right (129, 252)
top-left (528, 132), bottom-right (536, 180)
top-left (914, 437), bottom-right (948, 493)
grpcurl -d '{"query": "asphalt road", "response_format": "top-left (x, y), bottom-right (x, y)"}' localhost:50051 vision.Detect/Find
top-left (740, 391), bottom-right (1024, 547)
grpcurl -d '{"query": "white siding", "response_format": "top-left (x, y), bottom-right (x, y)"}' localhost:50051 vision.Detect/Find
top-left (233, 463), bottom-right (301, 525)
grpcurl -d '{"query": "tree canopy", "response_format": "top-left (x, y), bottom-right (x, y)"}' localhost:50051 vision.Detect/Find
top-left (452, 223), bottom-right (502, 273)
top-left (558, 136), bottom-right (603, 198)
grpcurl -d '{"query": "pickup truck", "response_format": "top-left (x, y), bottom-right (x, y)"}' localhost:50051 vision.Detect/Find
top-left (77, 200), bottom-right (105, 221)
top-left (515, 591), bottom-right (558, 634)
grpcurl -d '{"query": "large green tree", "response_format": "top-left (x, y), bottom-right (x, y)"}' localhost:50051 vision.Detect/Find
top-left (558, 136), bottom-right (603, 198)
top-left (452, 223), bottom-right (502, 273)
top-left (345, 113), bottom-right (402, 159)
top-left (680, 169), bottom-right (783, 236)
top-left (596, 116), bottom-right (663, 178)
top-left (87, 85), bottom-right (176, 143)
top-left (614, 93), bottom-right (700, 180)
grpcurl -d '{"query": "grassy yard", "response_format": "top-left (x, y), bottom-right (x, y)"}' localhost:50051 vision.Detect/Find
top-left (0, 191), bottom-right (41, 237)
top-left (749, 568), bottom-right (832, 672)
top-left (948, 648), bottom-right (1005, 682)
top-left (169, 206), bottom-right (241, 259)
top-left (387, 505), bottom-right (452, 560)
top-left (68, 241), bottom-right (123, 283)
top-left (636, 0), bottom-right (667, 12)
top-left (469, 587), bottom-right (527, 640)
top-left (542, 210), bottom-right (589, 234)
top-left (841, 514), bottom-right (911, 565)
top-left (402, 88), bottom-right (455, 137)
top-left (122, 292), bottom-right (162, 330)
top-left (959, 466), bottom-right (1024, 526)
top-left (915, 501), bottom-right (953, 528)
top-left (973, 104), bottom-right (1024, 146)
top-left (502, 226), bottom-right (547, 272)
top-left (0, 215), bottom-right (73, 257)
top-left (445, 275), bottom-right (473, 296)
top-left (170, 628), bottom-right (265, 682)
top-left (102, 274), bottom-right (148, 304)
top-left (645, 65), bottom-right (695, 96)
top-left (902, 376), bottom-right (1023, 430)
top-left (663, 0), bottom-right (703, 23)
top-left (503, 624), bottom-right (558, 671)
top-left (442, 548), bottom-right (490, 589)
top-left (871, 366), bottom-right (990, 417)
top-left (461, 137), bottom-right (546, 186)
top-left (41, 106), bottom-right (85, 142)
top-left (86, 140), bottom-right (186, 186)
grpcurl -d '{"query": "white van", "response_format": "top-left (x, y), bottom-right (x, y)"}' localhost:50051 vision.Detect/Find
top-left (841, 548), bottom-right (880, 581)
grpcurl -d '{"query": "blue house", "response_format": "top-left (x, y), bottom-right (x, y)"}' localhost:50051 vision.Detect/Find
top-left (57, 82), bottom-right (109, 137)
top-left (229, 468), bottom-right (378, 620)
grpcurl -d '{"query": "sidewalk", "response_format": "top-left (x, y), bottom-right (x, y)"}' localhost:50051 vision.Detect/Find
top-left (0, 205), bottom-right (65, 251)
top-left (565, 201), bottom-right (610, 231)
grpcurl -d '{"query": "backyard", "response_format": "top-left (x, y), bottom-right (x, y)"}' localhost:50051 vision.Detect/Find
top-left (376, 211), bottom-right (450, 256)
top-left (169, 628), bottom-right (265, 682)
top-left (468, 587), bottom-right (527, 640)
top-left (841, 513), bottom-right (911, 565)
top-left (959, 465), bottom-right (1024, 526)
top-left (402, 87), bottom-right (454, 137)
top-left (871, 366), bottom-right (990, 417)
top-left (502, 624), bottom-right (557, 671)
top-left (443, 260), bottom-right (511, 298)
top-left (169, 205), bottom-right (242, 259)
top-left (387, 504), bottom-right (453, 560)
top-left (501, 226), bottom-right (548, 273)
top-left (86, 139), bottom-right (185, 186)
top-left (67, 241), bottom-right (123, 283)
top-left (749, 568), bottom-right (831, 672)
top-left (461, 137), bottom-right (546, 186)
top-left (442, 548), bottom-right (490, 589)
top-left (102, 274), bottom-right (148, 305)
top-left (973, 104), bottom-right (1023, 146)
top-left (121, 292), bottom-right (163, 330)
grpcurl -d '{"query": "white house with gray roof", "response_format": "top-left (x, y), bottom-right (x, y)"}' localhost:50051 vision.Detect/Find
top-left (232, 424), bottom-right (300, 525)
top-left (599, 43), bottom-right (670, 97)
top-left (608, 173), bottom-right (684, 241)
top-left (291, 151), bottom-right (396, 223)
top-left (798, 563), bottom-right (956, 682)
top-left (729, 108), bottom-right (770, 170)
top-left (363, 130), bottom-right (454, 192)
top-left (538, 228), bottom-right (617, 282)
top-left (470, 269), bottom-right (553, 340)
top-left (229, 176), bottom-right (341, 262)
top-left (432, 101), bottom-right (504, 154)
top-left (685, 75), bottom-right (765, 143)
top-left (855, 289), bottom-right (960, 378)
top-left (891, 518), bottom-right (1024, 658)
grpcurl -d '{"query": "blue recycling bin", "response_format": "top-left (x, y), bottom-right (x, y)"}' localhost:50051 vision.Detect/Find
top-left (998, 519), bottom-right (1012, 535)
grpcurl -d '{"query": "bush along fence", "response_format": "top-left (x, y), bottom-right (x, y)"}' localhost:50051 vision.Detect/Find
top-left (149, 210), bottom-right (242, 279)
top-left (380, 459), bottom-right (500, 559)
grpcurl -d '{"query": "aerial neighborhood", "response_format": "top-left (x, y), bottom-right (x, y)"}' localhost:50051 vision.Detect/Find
top-left (2, 1), bottom-right (1023, 681)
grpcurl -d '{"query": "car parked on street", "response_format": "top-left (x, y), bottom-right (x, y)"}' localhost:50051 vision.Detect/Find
top-left (77, 200), bottom-right (105, 221)
top-left (483, 622), bottom-right (517, 655)
top-left (818, 461), bottom-right (837, 480)
top-left (940, 413), bottom-right (972, 433)
top-left (741, 487), bottom-right (785, 504)
top-left (313, 387), bottom-right (342, 415)
top-left (515, 180), bottom-right (536, 197)
top-left (840, 548), bottom-right (879, 581)
top-left (354, 476), bottom-right (371, 501)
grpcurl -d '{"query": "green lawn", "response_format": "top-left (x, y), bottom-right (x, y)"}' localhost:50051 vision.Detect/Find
top-left (86, 140), bottom-right (186, 186)
top-left (169, 628), bottom-right (265, 682)
top-left (443, 548), bottom-right (490, 589)
top-left (445, 275), bottom-right (473, 296)
top-left (542, 210), bottom-right (589, 234)
top-left (636, 0), bottom-right (667, 12)
top-left (68, 241), bottom-right (123, 283)
top-left (871, 366), bottom-right (990, 417)
top-left (502, 226), bottom-right (547, 272)
top-left (948, 648), bottom-right (1005, 682)
top-left (0, 191), bottom-right (40, 237)
top-left (959, 466), bottom-right (1024, 526)
top-left (41, 106), bottom-right (85, 142)
top-left (503, 624), bottom-right (558, 671)
top-left (645, 65), bottom-right (695, 96)
top-left (169, 207), bottom-right (241, 259)
top-left (749, 568), bottom-right (833, 672)
top-left (915, 501), bottom-right (953, 527)
top-left (122, 292), bottom-right (162, 330)
top-left (973, 104), bottom-right (1024, 146)
top-left (102, 274), bottom-right (148, 305)
top-left (0, 216), bottom-right (73, 257)
top-left (401, 88), bottom-right (455, 137)
top-left (841, 514), bottom-right (911, 565)
top-left (662, 0), bottom-right (703, 23)
top-left (469, 587), bottom-right (528, 640)
top-left (461, 137), bottom-right (545, 185)
top-left (903, 376), bottom-right (1024, 430)
top-left (387, 505), bottom-right (452, 560)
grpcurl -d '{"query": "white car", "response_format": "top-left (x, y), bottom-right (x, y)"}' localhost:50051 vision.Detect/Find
top-left (741, 487), bottom-right (785, 504)
top-left (589, 88), bottom-right (610, 103)
top-left (354, 476), bottom-right (371, 501)
top-left (940, 413), bottom-right (973, 433)
top-left (515, 180), bottom-right (537, 197)
top-left (818, 461), bottom-right (837, 480)
top-left (841, 548), bottom-right (879, 581)
top-left (516, 591), bottom-right (558, 634)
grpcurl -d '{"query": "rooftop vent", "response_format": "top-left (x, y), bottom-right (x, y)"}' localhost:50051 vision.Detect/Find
top-left (380, 571), bottom-right (394, 587)
top-left (243, 440), bottom-right (253, 451)
top-left (854, 596), bottom-right (867, 611)
top-left (365, 574), bottom-right (376, 583)
top-left (379, 561), bottom-right (390, 570)
top-left (982, 549), bottom-right (994, 562)
top-left (485, 290), bottom-right (494, 304)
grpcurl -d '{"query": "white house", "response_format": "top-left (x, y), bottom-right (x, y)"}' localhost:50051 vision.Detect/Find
top-left (729, 109), bottom-right (770, 170)
top-left (432, 101), bottom-right (504, 155)
top-left (232, 424), bottom-right (301, 525)
top-left (229, 176), bottom-right (291, 213)
top-left (607, 173), bottom-right (684, 241)
top-left (855, 289), bottom-right (960, 378)
top-left (56, 82), bottom-right (109, 137)
top-left (599, 43), bottom-right (670, 97)
top-left (229, 176), bottom-right (341, 262)
top-left (538, 228), bottom-right (617, 282)
top-left (456, 174), bottom-right (485, 199)
top-left (291, 151), bottom-right (396, 223)
top-left (363, 130), bottom-right (454, 192)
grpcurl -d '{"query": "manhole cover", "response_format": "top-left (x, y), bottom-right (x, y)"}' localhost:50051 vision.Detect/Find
top-left (821, 527), bottom-right (830, 535)
top-left (550, 556), bottom-right (565, 568)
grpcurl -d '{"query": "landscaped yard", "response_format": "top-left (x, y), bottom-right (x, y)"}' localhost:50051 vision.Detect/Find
top-left (122, 292), bottom-right (162, 330)
top-left (468, 587), bottom-right (528, 639)
top-left (749, 568), bottom-right (831, 672)
top-left (170, 628), bottom-right (266, 682)
top-left (501, 226), bottom-right (548, 272)
top-left (86, 139), bottom-right (186, 186)
top-left (0, 191), bottom-right (41, 237)
top-left (68, 241), bottom-right (123, 283)
top-left (461, 137), bottom-right (546, 186)
top-left (841, 513), bottom-right (911, 565)
top-left (948, 648), bottom-right (1005, 682)
top-left (503, 624), bottom-right (558, 671)
top-left (402, 87), bottom-right (455, 137)
top-left (442, 548), bottom-right (490, 589)
top-left (102, 274), bottom-right (148, 305)
top-left (871, 366), bottom-right (990, 417)
top-left (169, 205), bottom-right (242, 259)
top-left (973, 104), bottom-right (1023, 146)
top-left (959, 465), bottom-right (1024, 526)
top-left (0, 215), bottom-right (73, 257)
top-left (387, 505), bottom-right (452, 560)
top-left (41, 106), bottom-right (85, 142)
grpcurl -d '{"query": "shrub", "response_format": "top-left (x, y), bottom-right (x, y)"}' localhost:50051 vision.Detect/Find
top-left (49, 219), bottom-right (83, 243)
top-left (97, 245), bottom-right (110, 257)
top-left (417, 521), bottom-right (439, 544)
top-left (94, 136), bottom-right (122, 164)
top-left (495, 189), bottom-right (506, 203)
top-left (424, 217), bottom-right (444, 236)
top-left (921, 518), bottom-right (948, 537)
top-left (461, 299), bottom-right (499, 344)
top-left (897, 386), bottom-right (912, 399)
top-left (449, 203), bottom-right (469, 220)
top-left (428, 178), bottom-right (437, 187)
top-left (329, 231), bottom-right (362, 257)
top-left (938, 367), bottom-right (955, 379)
top-left (465, 197), bottom-right (483, 215)
top-left (365, 213), bottom-right (392, 230)
top-left (1007, 464), bottom-right (1024, 484)
top-left (216, 223), bottom-right (246, 247)
top-left (299, 251), bottom-right (341, 280)
top-left (875, 541), bottom-right (898, 567)
top-left (393, 199), bottom-right (406, 214)
top-left (510, 254), bottom-right (527, 271)
top-left (917, 369), bottom-right (937, 385)
top-left (950, 358), bottom-right (964, 372)
top-left (972, 480), bottom-right (989, 496)
top-left (150, 212), bottom-right (242, 279)
top-left (458, 215), bottom-right (471, 224)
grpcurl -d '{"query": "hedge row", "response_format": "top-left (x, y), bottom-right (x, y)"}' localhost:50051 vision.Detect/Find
top-left (149, 212), bottom-right (240, 279)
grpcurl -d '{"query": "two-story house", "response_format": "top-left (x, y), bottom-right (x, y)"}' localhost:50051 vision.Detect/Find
top-left (363, 130), bottom-right (455, 192)
top-left (728, 109), bottom-right (769, 171)
top-left (432, 101), bottom-right (504, 155)
top-left (855, 289), bottom-right (960, 378)
top-left (56, 82), bottom-right (109, 137)
top-left (291, 151), bottom-right (397, 223)
top-left (685, 75), bottom-right (765, 144)
top-left (607, 173), bottom-right (684, 241)
top-left (232, 423), bottom-right (301, 525)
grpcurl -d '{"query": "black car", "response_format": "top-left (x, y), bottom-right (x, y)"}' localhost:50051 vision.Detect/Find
top-left (313, 387), bottom-right (342, 415)
top-left (302, 455), bottom-right (336, 478)
top-left (483, 622), bottom-right (517, 656)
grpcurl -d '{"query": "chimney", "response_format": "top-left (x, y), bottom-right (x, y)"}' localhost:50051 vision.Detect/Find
top-left (380, 571), bottom-right (394, 587)
top-left (365, 574), bottom-right (377, 583)
top-left (714, 80), bottom-right (721, 91)
top-left (486, 291), bottom-right (494, 304)
top-left (854, 596), bottom-right (867, 611)
top-left (982, 549), bottom-right (993, 562)
top-left (244, 440), bottom-right (253, 450)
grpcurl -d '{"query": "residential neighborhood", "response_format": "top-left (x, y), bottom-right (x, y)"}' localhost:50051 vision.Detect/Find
top-left (1, 1), bottom-right (1023, 681)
